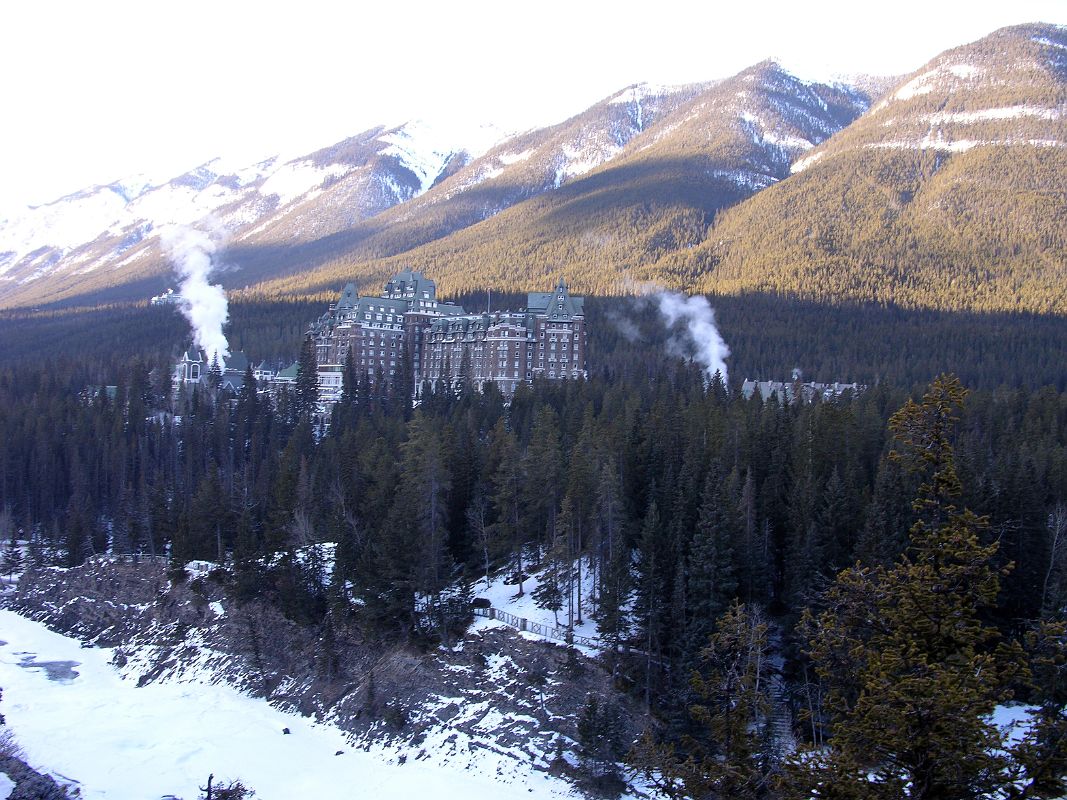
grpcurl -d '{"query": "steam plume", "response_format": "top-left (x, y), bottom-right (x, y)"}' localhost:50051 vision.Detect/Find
top-left (657, 291), bottom-right (730, 384)
top-left (161, 224), bottom-right (230, 370)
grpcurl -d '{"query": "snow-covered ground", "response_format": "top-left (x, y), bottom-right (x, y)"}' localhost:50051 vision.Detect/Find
top-left (470, 557), bottom-right (605, 657)
top-left (0, 610), bottom-right (584, 800)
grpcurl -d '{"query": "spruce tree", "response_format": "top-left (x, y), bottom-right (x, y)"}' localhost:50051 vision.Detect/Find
top-left (786, 376), bottom-right (1043, 800)
top-left (686, 467), bottom-right (738, 658)
top-left (294, 338), bottom-right (319, 424)
top-left (595, 460), bottom-right (630, 647)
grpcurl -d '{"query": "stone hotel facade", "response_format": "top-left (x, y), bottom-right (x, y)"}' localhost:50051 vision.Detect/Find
top-left (307, 271), bottom-right (586, 398)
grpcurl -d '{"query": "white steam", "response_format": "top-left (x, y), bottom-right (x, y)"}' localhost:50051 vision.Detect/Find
top-left (657, 292), bottom-right (730, 384)
top-left (161, 224), bottom-right (230, 370)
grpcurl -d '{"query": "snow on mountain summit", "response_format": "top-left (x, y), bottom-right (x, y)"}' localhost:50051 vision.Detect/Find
top-left (379, 119), bottom-right (508, 194)
top-left (0, 119), bottom-right (512, 297)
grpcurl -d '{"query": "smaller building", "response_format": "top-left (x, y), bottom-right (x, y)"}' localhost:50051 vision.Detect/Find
top-left (173, 350), bottom-right (250, 390)
top-left (741, 375), bottom-right (865, 403)
top-left (150, 288), bottom-right (181, 306)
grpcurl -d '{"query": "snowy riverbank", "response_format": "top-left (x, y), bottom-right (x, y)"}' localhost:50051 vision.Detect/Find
top-left (0, 609), bottom-right (583, 800)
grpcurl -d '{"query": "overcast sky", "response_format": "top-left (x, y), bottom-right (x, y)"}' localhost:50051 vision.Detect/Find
top-left (1, 0), bottom-right (1065, 214)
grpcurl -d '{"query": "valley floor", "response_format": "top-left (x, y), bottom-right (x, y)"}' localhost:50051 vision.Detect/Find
top-left (0, 609), bottom-right (589, 800)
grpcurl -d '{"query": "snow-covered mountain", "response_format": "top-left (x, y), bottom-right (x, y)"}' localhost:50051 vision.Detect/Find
top-left (791, 23), bottom-right (1067, 172)
top-left (661, 22), bottom-right (1067, 314)
top-left (21, 21), bottom-right (1067, 310)
top-left (0, 119), bottom-right (506, 306)
top-left (247, 61), bottom-right (870, 299)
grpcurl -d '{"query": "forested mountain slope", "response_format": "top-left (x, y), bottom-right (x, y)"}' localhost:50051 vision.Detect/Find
top-left (255, 62), bottom-right (868, 297)
top-left (0, 64), bottom-right (866, 308)
top-left (659, 23), bottom-right (1067, 313)
top-left (3, 24), bottom-right (1063, 317)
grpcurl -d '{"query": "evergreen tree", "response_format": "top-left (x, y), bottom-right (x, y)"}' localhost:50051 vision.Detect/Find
top-left (686, 467), bottom-right (738, 659)
top-left (1, 543), bottom-right (23, 579)
top-left (522, 406), bottom-right (564, 549)
top-left (576, 694), bottom-right (627, 784)
top-left (488, 420), bottom-right (525, 595)
top-left (786, 376), bottom-right (1040, 800)
top-left (294, 338), bottom-right (319, 424)
top-left (340, 347), bottom-right (358, 410)
top-left (630, 602), bottom-right (777, 800)
top-left (595, 460), bottom-right (630, 647)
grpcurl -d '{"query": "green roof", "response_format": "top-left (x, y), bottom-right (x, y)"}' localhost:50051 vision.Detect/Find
top-left (527, 279), bottom-right (584, 318)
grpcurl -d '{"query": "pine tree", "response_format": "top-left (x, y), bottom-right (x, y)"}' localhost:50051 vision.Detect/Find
top-left (207, 354), bottom-right (223, 392)
top-left (294, 338), bottom-right (319, 424)
top-left (488, 420), bottom-right (525, 595)
top-left (576, 694), bottom-right (627, 783)
top-left (686, 467), bottom-right (737, 658)
top-left (522, 406), bottom-right (564, 549)
top-left (785, 376), bottom-right (1036, 800)
top-left (1, 543), bottom-right (23, 579)
top-left (630, 602), bottom-right (777, 800)
top-left (595, 460), bottom-right (630, 647)
top-left (340, 347), bottom-right (358, 410)
top-left (533, 498), bottom-right (577, 629)
top-left (635, 497), bottom-right (665, 707)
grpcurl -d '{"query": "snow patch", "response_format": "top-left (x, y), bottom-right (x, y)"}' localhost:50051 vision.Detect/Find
top-left (607, 82), bottom-right (684, 105)
top-left (866, 137), bottom-right (1064, 153)
top-left (921, 106), bottom-right (1061, 124)
top-left (258, 160), bottom-right (349, 206)
top-left (497, 149), bottom-right (535, 165)
top-left (553, 142), bottom-right (619, 188)
top-left (709, 168), bottom-right (778, 191)
top-left (894, 70), bottom-right (937, 101)
top-left (379, 120), bottom-right (509, 195)
top-left (0, 610), bottom-right (585, 800)
top-left (1033, 35), bottom-right (1067, 51)
top-left (948, 63), bottom-right (980, 79)
top-left (894, 63), bottom-right (983, 103)
top-left (470, 556), bottom-right (603, 656)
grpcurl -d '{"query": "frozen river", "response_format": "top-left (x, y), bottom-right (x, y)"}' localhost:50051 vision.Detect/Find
top-left (0, 609), bottom-right (576, 799)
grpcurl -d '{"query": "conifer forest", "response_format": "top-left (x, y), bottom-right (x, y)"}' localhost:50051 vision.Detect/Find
top-left (0, 292), bottom-right (1065, 798)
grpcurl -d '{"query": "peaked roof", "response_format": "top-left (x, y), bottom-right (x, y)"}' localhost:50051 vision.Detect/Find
top-left (357, 296), bottom-right (409, 315)
top-left (336, 283), bottom-right (359, 310)
top-left (225, 351), bottom-right (249, 374)
top-left (276, 362), bottom-right (300, 379)
top-left (527, 278), bottom-right (584, 319)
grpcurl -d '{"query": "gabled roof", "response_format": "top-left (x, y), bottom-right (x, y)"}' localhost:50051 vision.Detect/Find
top-left (335, 283), bottom-right (359, 310)
top-left (225, 351), bottom-right (249, 374)
top-left (221, 372), bottom-right (246, 392)
top-left (527, 278), bottom-right (584, 319)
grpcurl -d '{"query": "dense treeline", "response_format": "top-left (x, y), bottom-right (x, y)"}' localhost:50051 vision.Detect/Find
top-left (2, 328), bottom-right (1066, 641)
top-left (2, 294), bottom-right (1066, 796)
top-left (3, 292), bottom-right (1066, 391)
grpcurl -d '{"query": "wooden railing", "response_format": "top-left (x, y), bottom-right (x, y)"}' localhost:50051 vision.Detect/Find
top-left (473, 605), bottom-right (601, 648)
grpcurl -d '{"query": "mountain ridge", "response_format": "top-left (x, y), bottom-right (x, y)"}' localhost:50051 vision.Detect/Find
top-left (1, 23), bottom-right (1064, 314)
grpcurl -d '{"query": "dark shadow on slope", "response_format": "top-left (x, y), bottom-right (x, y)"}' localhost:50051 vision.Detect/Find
top-left (3, 292), bottom-right (1065, 392)
top-left (587, 293), bottom-right (1067, 391)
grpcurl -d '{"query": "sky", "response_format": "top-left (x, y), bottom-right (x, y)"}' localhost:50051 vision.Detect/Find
top-left (1, 0), bottom-right (1065, 214)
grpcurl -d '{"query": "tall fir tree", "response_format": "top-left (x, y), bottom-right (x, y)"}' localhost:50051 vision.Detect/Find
top-left (786, 376), bottom-right (1050, 800)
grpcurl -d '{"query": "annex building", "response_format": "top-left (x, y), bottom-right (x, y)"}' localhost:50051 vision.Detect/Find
top-left (307, 271), bottom-right (587, 398)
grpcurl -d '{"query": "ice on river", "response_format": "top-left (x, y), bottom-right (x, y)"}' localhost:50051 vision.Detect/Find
top-left (0, 610), bottom-right (579, 799)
